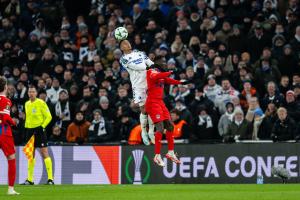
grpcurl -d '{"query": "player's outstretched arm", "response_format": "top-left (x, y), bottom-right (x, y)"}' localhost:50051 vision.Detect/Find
top-left (149, 69), bottom-right (172, 80)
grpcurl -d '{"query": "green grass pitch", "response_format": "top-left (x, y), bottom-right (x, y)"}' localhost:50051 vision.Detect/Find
top-left (0, 184), bottom-right (299, 200)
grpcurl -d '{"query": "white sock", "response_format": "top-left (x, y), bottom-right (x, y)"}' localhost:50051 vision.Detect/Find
top-left (8, 186), bottom-right (14, 191)
top-left (140, 113), bottom-right (148, 133)
top-left (168, 150), bottom-right (174, 154)
top-left (148, 115), bottom-right (155, 142)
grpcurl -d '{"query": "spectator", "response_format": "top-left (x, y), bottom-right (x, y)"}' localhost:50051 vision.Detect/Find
top-left (252, 108), bottom-right (265, 140)
top-left (192, 106), bottom-right (219, 142)
top-left (247, 23), bottom-right (272, 62)
top-left (117, 111), bottom-right (138, 142)
top-left (215, 21), bottom-right (233, 45)
top-left (279, 75), bottom-right (291, 95)
top-left (203, 74), bottom-right (221, 104)
top-left (98, 96), bottom-right (115, 121)
top-left (261, 81), bottom-right (284, 111)
top-left (256, 106), bottom-right (274, 140)
top-left (278, 44), bottom-right (299, 78)
top-left (245, 96), bottom-right (261, 123)
top-left (34, 48), bottom-right (56, 77)
top-left (284, 90), bottom-right (300, 120)
top-left (294, 83), bottom-right (300, 101)
top-left (174, 99), bottom-right (193, 125)
top-left (55, 89), bottom-right (74, 130)
top-left (215, 78), bottom-right (239, 114)
top-left (170, 109), bottom-right (189, 139)
top-left (66, 111), bottom-right (90, 144)
top-left (190, 87), bottom-right (215, 116)
top-left (228, 24), bottom-right (246, 54)
top-left (218, 102), bottom-right (235, 137)
top-left (49, 125), bottom-right (66, 144)
top-left (224, 108), bottom-right (253, 143)
top-left (173, 83), bottom-right (193, 105)
top-left (46, 78), bottom-right (63, 104)
top-left (254, 59), bottom-right (281, 95)
top-left (76, 86), bottom-right (98, 121)
top-left (62, 70), bottom-right (75, 91)
top-left (239, 81), bottom-right (258, 111)
top-left (290, 26), bottom-right (300, 54)
top-left (271, 107), bottom-right (297, 142)
top-left (88, 109), bottom-right (114, 143)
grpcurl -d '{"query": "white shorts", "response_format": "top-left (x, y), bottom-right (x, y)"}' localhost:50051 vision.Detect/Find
top-left (133, 88), bottom-right (147, 106)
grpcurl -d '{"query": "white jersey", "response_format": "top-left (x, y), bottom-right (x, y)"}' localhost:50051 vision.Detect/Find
top-left (120, 50), bottom-right (153, 90)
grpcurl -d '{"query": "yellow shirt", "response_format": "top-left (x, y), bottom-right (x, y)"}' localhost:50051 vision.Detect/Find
top-left (25, 98), bottom-right (52, 129)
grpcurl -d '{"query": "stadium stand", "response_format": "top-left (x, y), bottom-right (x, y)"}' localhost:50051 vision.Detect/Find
top-left (0, 0), bottom-right (300, 145)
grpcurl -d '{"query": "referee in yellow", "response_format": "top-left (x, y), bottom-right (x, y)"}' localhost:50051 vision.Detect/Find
top-left (22, 85), bottom-right (54, 185)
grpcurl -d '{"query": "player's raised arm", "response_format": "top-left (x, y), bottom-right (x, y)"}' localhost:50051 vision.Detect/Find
top-left (148, 69), bottom-right (172, 80)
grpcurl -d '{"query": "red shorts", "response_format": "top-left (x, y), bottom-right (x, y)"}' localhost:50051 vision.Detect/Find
top-left (0, 135), bottom-right (15, 157)
top-left (145, 99), bottom-right (170, 123)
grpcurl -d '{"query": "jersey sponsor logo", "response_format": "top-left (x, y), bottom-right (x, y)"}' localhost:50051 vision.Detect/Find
top-left (32, 108), bottom-right (37, 113)
top-left (132, 58), bottom-right (143, 65)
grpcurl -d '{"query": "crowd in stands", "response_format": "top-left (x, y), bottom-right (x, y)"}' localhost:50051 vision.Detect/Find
top-left (1, 0), bottom-right (300, 145)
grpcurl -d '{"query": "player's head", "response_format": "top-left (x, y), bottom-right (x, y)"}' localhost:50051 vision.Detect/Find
top-left (120, 40), bottom-right (132, 52)
top-left (28, 85), bottom-right (38, 100)
top-left (154, 55), bottom-right (167, 71)
top-left (0, 76), bottom-right (7, 94)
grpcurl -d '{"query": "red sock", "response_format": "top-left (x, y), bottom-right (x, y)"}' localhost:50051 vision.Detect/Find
top-left (166, 130), bottom-right (174, 151)
top-left (154, 131), bottom-right (163, 154)
top-left (8, 159), bottom-right (16, 187)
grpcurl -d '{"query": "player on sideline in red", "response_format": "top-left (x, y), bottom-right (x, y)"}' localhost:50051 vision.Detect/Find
top-left (145, 57), bottom-right (188, 167)
top-left (0, 76), bottom-right (19, 195)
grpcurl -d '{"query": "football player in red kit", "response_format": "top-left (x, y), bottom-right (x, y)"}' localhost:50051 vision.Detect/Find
top-left (0, 76), bottom-right (19, 195)
top-left (145, 57), bottom-right (188, 167)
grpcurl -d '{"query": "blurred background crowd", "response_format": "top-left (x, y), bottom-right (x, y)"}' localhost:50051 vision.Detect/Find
top-left (0, 0), bottom-right (300, 145)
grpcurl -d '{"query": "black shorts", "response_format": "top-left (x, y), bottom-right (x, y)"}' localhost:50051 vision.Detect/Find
top-left (26, 127), bottom-right (48, 148)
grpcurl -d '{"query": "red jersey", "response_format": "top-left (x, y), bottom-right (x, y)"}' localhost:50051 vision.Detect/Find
top-left (146, 69), bottom-right (181, 100)
top-left (0, 95), bottom-right (15, 137)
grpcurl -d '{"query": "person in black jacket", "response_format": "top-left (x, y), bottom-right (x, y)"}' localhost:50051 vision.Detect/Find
top-left (192, 106), bottom-right (219, 142)
top-left (271, 107), bottom-right (297, 142)
top-left (278, 44), bottom-right (299, 78)
top-left (260, 81), bottom-right (284, 111)
top-left (283, 90), bottom-right (300, 120)
top-left (88, 109), bottom-right (114, 143)
top-left (247, 24), bottom-right (272, 62)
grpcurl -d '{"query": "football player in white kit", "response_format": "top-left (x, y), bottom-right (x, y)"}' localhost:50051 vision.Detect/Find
top-left (119, 40), bottom-right (155, 145)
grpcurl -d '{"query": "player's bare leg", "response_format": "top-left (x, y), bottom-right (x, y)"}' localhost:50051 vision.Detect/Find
top-left (153, 122), bottom-right (165, 167)
top-left (40, 147), bottom-right (54, 185)
top-left (7, 154), bottom-right (19, 195)
top-left (164, 120), bottom-right (181, 164)
top-left (140, 105), bottom-right (150, 145)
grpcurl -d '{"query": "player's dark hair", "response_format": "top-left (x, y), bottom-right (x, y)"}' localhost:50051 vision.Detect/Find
top-left (0, 76), bottom-right (7, 93)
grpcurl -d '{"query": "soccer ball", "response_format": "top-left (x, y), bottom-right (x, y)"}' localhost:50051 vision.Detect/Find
top-left (114, 27), bottom-right (128, 41)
